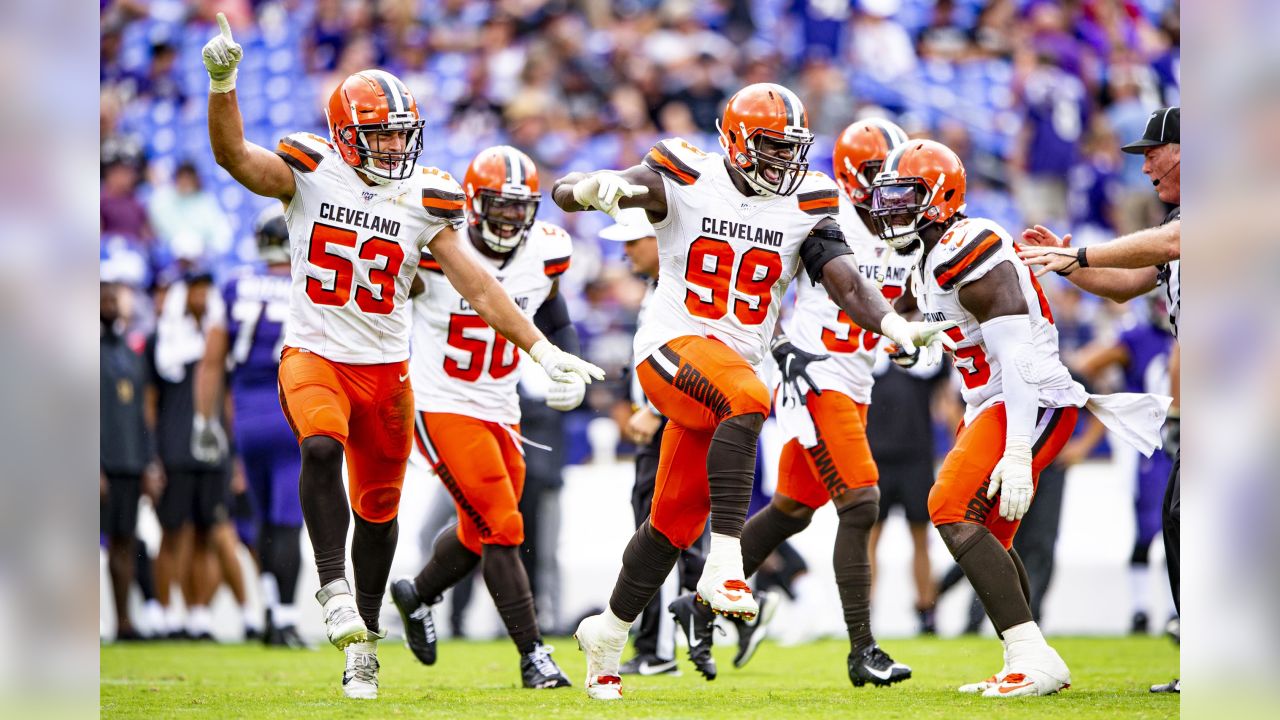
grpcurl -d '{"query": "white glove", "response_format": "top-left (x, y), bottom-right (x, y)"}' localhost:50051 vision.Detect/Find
top-left (987, 439), bottom-right (1034, 521)
top-left (572, 173), bottom-right (648, 219)
top-left (545, 376), bottom-right (586, 411)
top-left (202, 13), bottom-right (243, 93)
top-left (192, 414), bottom-right (229, 464)
top-left (880, 312), bottom-right (957, 357)
top-left (529, 340), bottom-right (606, 384)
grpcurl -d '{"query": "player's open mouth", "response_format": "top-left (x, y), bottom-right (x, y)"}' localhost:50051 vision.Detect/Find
top-left (760, 166), bottom-right (782, 184)
top-left (492, 222), bottom-right (520, 238)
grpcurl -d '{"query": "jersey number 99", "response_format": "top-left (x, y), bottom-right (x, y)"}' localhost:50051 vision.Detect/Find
top-left (684, 237), bottom-right (783, 326)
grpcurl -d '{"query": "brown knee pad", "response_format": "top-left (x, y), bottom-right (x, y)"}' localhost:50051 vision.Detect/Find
top-left (706, 413), bottom-right (763, 537)
top-left (608, 521), bottom-right (681, 622)
top-left (937, 522), bottom-right (1033, 633)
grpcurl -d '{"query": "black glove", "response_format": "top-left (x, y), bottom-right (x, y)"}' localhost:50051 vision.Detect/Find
top-left (1161, 412), bottom-right (1180, 459)
top-left (887, 342), bottom-right (920, 368)
top-left (771, 336), bottom-right (828, 405)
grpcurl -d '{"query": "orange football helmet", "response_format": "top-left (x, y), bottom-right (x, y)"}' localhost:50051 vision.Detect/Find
top-left (832, 118), bottom-right (909, 208)
top-left (870, 139), bottom-right (967, 249)
top-left (463, 146), bottom-right (541, 253)
top-left (716, 83), bottom-right (814, 197)
top-left (326, 69), bottom-right (426, 183)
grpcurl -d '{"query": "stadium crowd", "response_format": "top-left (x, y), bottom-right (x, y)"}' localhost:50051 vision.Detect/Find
top-left (100, 0), bottom-right (1180, 648)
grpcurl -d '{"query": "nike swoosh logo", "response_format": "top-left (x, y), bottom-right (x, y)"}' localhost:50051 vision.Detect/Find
top-left (998, 681), bottom-right (1033, 694)
top-left (723, 591), bottom-right (742, 602)
top-left (687, 631), bottom-right (703, 648)
top-left (637, 660), bottom-right (677, 675)
top-left (399, 372), bottom-right (409, 382)
top-left (866, 665), bottom-right (895, 680)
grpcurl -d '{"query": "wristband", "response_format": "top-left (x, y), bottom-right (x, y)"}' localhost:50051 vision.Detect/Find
top-left (209, 70), bottom-right (237, 94)
top-left (1077, 246), bottom-right (1089, 268)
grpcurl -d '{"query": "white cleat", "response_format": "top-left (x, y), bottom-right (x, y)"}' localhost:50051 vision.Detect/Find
top-left (316, 579), bottom-right (368, 650)
top-left (983, 645), bottom-right (1070, 698)
top-left (958, 673), bottom-right (1004, 694)
top-left (342, 639), bottom-right (380, 699)
top-left (696, 537), bottom-right (758, 621)
top-left (574, 614), bottom-right (627, 700)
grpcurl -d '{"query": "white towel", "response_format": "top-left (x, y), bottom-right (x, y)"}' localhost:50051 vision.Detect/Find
top-left (1084, 392), bottom-right (1172, 458)
top-left (774, 385), bottom-right (819, 449)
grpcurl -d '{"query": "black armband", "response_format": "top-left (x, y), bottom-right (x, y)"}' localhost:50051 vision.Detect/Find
top-left (799, 223), bottom-right (854, 285)
top-left (533, 292), bottom-right (580, 355)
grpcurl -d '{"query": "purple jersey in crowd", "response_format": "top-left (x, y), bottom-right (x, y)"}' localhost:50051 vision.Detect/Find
top-left (223, 269), bottom-right (303, 535)
top-left (1119, 319), bottom-right (1174, 547)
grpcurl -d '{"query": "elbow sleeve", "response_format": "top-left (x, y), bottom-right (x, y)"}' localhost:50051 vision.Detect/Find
top-left (533, 293), bottom-right (579, 355)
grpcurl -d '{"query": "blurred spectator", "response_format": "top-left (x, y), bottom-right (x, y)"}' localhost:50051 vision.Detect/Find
top-left (147, 161), bottom-right (233, 268)
top-left (852, 0), bottom-right (919, 84)
top-left (137, 41), bottom-right (186, 105)
top-left (661, 52), bottom-right (728, 133)
top-left (101, 152), bottom-right (152, 244)
top-left (1012, 50), bottom-right (1088, 228)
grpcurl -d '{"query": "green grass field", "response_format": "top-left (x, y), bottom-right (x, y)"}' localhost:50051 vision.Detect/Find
top-left (101, 635), bottom-right (1179, 719)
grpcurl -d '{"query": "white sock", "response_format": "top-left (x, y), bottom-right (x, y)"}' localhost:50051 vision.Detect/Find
top-left (1002, 620), bottom-right (1045, 645)
top-left (142, 600), bottom-right (165, 635)
top-left (602, 607), bottom-right (634, 636)
top-left (708, 533), bottom-right (742, 560)
top-left (706, 533), bottom-right (746, 578)
top-left (1129, 563), bottom-right (1150, 617)
top-left (243, 605), bottom-right (262, 631)
top-left (188, 606), bottom-right (213, 635)
top-left (164, 605), bottom-right (186, 634)
top-left (274, 604), bottom-right (298, 627)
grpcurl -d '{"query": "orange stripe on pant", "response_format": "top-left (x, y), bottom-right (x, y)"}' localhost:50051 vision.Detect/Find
top-left (277, 347), bottom-right (413, 523)
top-left (417, 412), bottom-right (526, 555)
top-left (636, 336), bottom-right (771, 548)
top-left (776, 390), bottom-right (879, 510)
top-left (928, 403), bottom-right (1079, 549)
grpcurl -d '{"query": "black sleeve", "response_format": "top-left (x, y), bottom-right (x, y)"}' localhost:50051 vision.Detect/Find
top-left (533, 291), bottom-right (580, 355)
top-left (799, 220), bottom-right (854, 285)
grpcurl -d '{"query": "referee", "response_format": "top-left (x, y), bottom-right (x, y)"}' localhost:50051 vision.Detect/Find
top-left (1018, 106), bottom-right (1180, 694)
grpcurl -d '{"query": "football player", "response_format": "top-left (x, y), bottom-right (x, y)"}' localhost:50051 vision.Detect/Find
top-left (867, 139), bottom-right (1170, 697)
top-left (388, 146), bottom-right (577, 690)
top-left (672, 118), bottom-right (921, 686)
top-left (552, 83), bottom-right (954, 700)
top-left (194, 207), bottom-right (307, 648)
top-left (199, 15), bottom-right (601, 699)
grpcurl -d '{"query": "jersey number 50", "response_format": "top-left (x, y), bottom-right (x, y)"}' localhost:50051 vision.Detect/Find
top-left (305, 223), bottom-right (405, 315)
top-left (684, 237), bottom-right (782, 325)
top-left (444, 314), bottom-right (519, 382)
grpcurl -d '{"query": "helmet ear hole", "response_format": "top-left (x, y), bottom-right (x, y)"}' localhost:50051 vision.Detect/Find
top-left (944, 189), bottom-right (955, 201)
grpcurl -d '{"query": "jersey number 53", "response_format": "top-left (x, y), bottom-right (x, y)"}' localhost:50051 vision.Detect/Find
top-left (304, 223), bottom-right (405, 315)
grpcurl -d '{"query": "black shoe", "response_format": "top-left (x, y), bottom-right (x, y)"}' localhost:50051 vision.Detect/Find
top-left (669, 594), bottom-right (717, 681)
top-left (732, 589), bottom-right (779, 669)
top-left (265, 624), bottom-right (311, 649)
top-left (848, 644), bottom-right (912, 687)
top-left (115, 627), bottom-right (148, 643)
top-left (619, 653), bottom-right (681, 676)
top-left (1131, 611), bottom-right (1150, 634)
top-left (166, 629), bottom-right (192, 641)
top-left (521, 642), bottom-right (572, 688)
top-left (917, 606), bottom-right (937, 636)
top-left (1150, 677), bottom-right (1180, 693)
top-left (244, 625), bottom-right (263, 642)
top-left (190, 631), bottom-right (215, 642)
top-left (390, 577), bottom-right (437, 665)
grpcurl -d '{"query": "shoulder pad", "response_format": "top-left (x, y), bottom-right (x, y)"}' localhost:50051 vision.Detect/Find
top-left (532, 221), bottom-right (573, 277)
top-left (418, 166), bottom-right (466, 225)
top-left (643, 137), bottom-right (708, 186)
top-left (931, 218), bottom-right (1012, 291)
top-left (275, 132), bottom-right (334, 174)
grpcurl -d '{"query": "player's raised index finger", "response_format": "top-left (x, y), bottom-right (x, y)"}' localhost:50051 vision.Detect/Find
top-left (217, 12), bottom-right (234, 42)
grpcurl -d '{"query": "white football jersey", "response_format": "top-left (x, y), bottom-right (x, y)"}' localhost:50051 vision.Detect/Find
top-left (410, 221), bottom-right (572, 424)
top-left (276, 132), bottom-right (465, 364)
top-left (915, 217), bottom-right (1076, 417)
top-left (634, 137), bottom-right (842, 367)
top-left (782, 196), bottom-right (916, 403)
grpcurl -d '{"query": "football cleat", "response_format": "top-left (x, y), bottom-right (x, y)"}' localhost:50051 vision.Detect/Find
top-left (265, 624), bottom-right (311, 650)
top-left (342, 639), bottom-right (380, 699)
top-left (669, 594), bottom-right (717, 681)
top-left (1131, 611), bottom-right (1150, 635)
top-left (732, 589), bottom-right (780, 669)
top-left (574, 614), bottom-right (627, 700)
top-left (983, 646), bottom-right (1070, 698)
top-left (695, 550), bottom-right (758, 621)
top-left (619, 654), bottom-right (681, 676)
top-left (390, 577), bottom-right (437, 665)
top-left (316, 579), bottom-right (368, 650)
top-left (848, 644), bottom-right (912, 687)
top-left (521, 642), bottom-right (572, 689)
top-left (1150, 677), bottom-right (1180, 694)
top-left (958, 673), bottom-right (1003, 694)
